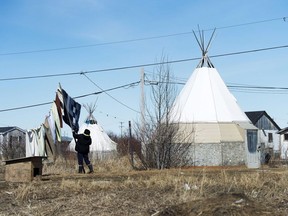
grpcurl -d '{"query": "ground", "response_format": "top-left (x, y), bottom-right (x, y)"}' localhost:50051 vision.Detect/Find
top-left (0, 162), bottom-right (287, 216)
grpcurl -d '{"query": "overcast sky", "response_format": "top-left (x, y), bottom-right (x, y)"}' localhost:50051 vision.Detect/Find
top-left (0, 0), bottom-right (288, 136)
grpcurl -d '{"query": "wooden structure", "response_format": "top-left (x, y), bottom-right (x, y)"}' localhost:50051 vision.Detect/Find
top-left (245, 111), bottom-right (281, 160)
top-left (4, 156), bottom-right (46, 182)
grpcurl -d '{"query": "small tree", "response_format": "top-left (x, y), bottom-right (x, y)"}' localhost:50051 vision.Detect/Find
top-left (108, 131), bottom-right (141, 158)
top-left (135, 55), bottom-right (193, 169)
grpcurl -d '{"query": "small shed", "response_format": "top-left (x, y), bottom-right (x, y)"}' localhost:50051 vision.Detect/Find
top-left (4, 156), bottom-right (46, 182)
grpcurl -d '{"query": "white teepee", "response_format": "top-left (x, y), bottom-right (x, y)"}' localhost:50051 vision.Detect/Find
top-left (170, 29), bottom-right (260, 168)
top-left (169, 66), bottom-right (249, 123)
top-left (68, 104), bottom-right (117, 158)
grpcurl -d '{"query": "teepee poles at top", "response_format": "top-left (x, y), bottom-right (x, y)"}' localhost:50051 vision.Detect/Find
top-left (193, 26), bottom-right (216, 68)
top-left (83, 101), bottom-right (98, 124)
top-left (83, 102), bottom-right (97, 116)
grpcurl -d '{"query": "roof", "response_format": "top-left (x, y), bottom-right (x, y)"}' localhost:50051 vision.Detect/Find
top-left (0, 127), bottom-right (14, 133)
top-left (277, 127), bottom-right (288, 134)
top-left (245, 111), bottom-right (281, 130)
top-left (0, 126), bottom-right (26, 134)
top-left (245, 111), bottom-right (266, 125)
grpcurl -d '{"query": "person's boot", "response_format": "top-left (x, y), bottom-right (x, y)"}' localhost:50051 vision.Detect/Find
top-left (78, 165), bottom-right (84, 174)
top-left (88, 164), bottom-right (94, 174)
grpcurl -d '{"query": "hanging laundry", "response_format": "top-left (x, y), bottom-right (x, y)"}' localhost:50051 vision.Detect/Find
top-left (47, 112), bottom-right (56, 144)
top-left (26, 130), bottom-right (37, 157)
top-left (43, 118), bottom-right (58, 162)
top-left (37, 125), bottom-right (46, 156)
top-left (61, 88), bottom-right (81, 133)
top-left (55, 88), bottom-right (63, 128)
top-left (51, 102), bottom-right (61, 142)
top-left (25, 126), bottom-right (46, 157)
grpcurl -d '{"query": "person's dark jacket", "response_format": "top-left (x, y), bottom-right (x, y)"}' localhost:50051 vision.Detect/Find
top-left (73, 132), bottom-right (92, 154)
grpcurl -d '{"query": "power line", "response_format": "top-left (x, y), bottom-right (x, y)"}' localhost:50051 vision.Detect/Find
top-left (230, 89), bottom-right (288, 94)
top-left (0, 72), bottom-right (80, 81)
top-left (227, 83), bottom-right (288, 93)
top-left (1, 44), bottom-right (288, 82)
top-left (145, 80), bottom-right (288, 94)
top-left (228, 85), bottom-right (288, 94)
top-left (0, 81), bottom-right (140, 112)
top-left (0, 16), bottom-right (286, 56)
top-left (0, 31), bottom-right (193, 56)
top-left (228, 85), bottom-right (288, 90)
top-left (1, 79), bottom-right (287, 114)
top-left (0, 101), bottom-right (52, 113)
top-left (81, 73), bottom-right (140, 113)
top-left (211, 44), bottom-right (288, 58)
top-left (212, 16), bottom-right (287, 30)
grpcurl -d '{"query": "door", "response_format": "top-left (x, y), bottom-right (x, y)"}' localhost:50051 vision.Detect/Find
top-left (246, 129), bottom-right (261, 168)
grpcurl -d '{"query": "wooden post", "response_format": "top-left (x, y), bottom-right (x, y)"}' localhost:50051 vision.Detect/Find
top-left (128, 121), bottom-right (134, 168)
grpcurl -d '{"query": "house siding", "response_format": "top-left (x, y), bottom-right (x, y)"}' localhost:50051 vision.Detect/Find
top-left (246, 113), bottom-right (281, 159)
top-left (0, 129), bottom-right (25, 143)
top-left (255, 115), bottom-right (279, 130)
top-left (259, 129), bottom-right (281, 151)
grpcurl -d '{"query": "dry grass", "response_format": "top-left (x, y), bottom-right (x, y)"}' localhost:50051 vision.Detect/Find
top-left (42, 155), bottom-right (133, 175)
top-left (2, 157), bottom-right (288, 215)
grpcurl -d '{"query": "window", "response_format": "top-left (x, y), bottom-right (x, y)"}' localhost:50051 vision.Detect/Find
top-left (284, 134), bottom-right (288, 141)
top-left (268, 133), bottom-right (273, 143)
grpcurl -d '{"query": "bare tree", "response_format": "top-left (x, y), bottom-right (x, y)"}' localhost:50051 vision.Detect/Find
top-left (108, 131), bottom-right (141, 158)
top-left (135, 55), bottom-right (193, 169)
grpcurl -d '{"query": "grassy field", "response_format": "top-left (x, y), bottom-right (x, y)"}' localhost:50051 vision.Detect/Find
top-left (1, 157), bottom-right (288, 215)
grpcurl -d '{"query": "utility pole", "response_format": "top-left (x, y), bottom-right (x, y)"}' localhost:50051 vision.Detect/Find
top-left (140, 68), bottom-right (145, 134)
top-left (119, 121), bottom-right (124, 137)
top-left (128, 120), bottom-right (134, 168)
top-left (140, 68), bottom-right (146, 156)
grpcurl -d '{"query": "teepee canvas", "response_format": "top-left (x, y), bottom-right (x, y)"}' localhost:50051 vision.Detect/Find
top-left (68, 104), bottom-right (117, 159)
top-left (170, 29), bottom-right (260, 168)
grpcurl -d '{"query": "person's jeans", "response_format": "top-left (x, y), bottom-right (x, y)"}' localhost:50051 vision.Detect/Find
top-left (77, 152), bottom-right (91, 166)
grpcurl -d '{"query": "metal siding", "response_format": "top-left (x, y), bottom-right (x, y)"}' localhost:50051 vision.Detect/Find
top-left (256, 115), bottom-right (278, 130)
